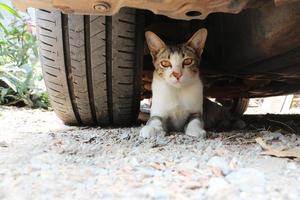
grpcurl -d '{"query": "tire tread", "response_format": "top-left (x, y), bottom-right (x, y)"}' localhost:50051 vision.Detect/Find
top-left (36, 8), bottom-right (144, 126)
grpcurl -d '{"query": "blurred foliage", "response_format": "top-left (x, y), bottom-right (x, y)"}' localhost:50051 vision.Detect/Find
top-left (0, 64), bottom-right (50, 108)
top-left (0, 3), bottom-right (50, 109)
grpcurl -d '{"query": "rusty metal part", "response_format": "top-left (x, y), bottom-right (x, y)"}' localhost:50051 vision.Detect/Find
top-left (12, 0), bottom-right (300, 20)
top-left (140, 1), bottom-right (300, 99)
top-left (274, 0), bottom-right (300, 6)
top-left (94, 1), bottom-right (111, 13)
top-left (141, 70), bottom-right (300, 99)
top-left (200, 1), bottom-right (300, 98)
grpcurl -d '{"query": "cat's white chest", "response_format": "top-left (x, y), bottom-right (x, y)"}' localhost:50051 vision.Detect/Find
top-left (151, 75), bottom-right (203, 130)
top-left (168, 104), bottom-right (190, 130)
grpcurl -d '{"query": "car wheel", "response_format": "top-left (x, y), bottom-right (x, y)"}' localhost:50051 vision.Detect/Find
top-left (216, 98), bottom-right (249, 115)
top-left (36, 8), bottom-right (144, 126)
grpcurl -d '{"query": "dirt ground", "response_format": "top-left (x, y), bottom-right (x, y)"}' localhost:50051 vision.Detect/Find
top-left (1, 106), bottom-right (300, 200)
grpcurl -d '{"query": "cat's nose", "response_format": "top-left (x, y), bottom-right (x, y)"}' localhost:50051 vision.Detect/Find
top-left (172, 71), bottom-right (182, 79)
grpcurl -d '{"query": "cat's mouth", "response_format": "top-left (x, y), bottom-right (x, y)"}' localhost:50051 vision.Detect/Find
top-left (172, 79), bottom-right (183, 86)
top-left (170, 75), bottom-right (182, 82)
top-left (171, 78), bottom-right (180, 83)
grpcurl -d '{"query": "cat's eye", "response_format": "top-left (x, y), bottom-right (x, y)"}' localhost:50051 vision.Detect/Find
top-left (183, 58), bottom-right (193, 66)
top-left (160, 60), bottom-right (172, 68)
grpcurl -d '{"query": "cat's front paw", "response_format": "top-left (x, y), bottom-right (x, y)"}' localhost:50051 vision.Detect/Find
top-left (185, 120), bottom-right (207, 138)
top-left (185, 127), bottom-right (207, 138)
top-left (139, 125), bottom-right (164, 139)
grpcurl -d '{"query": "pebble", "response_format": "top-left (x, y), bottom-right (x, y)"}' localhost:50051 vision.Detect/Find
top-left (139, 167), bottom-right (159, 177)
top-left (2, 106), bottom-right (300, 199)
top-left (290, 134), bottom-right (298, 143)
top-left (262, 131), bottom-right (284, 141)
top-left (202, 153), bottom-right (210, 162)
top-left (129, 157), bottom-right (139, 166)
top-left (228, 158), bottom-right (239, 170)
top-left (195, 142), bottom-right (205, 149)
top-left (119, 132), bottom-right (130, 140)
top-left (254, 157), bottom-right (287, 172)
top-left (0, 141), bottom-right (9, 148)
top-left (0, 189), bottom-right (4, 200)
top-left (206, 177), bottom-right (236, 200)
top-left (286, 162), bottom-right (297, 170)
top-left (136, 185), bottom-right (169, 199)
top-left (207, 156), bottom-right (230, 175)
top-left (226, 168), bottom-right (265, 193)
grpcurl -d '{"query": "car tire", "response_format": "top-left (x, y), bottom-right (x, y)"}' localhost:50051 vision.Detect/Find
top-left (36, 8), bottom-right (144, 126)
top-left (216, 98), bottom-right (249, 116)
top-left (231, 98), bottom-right (249, 115)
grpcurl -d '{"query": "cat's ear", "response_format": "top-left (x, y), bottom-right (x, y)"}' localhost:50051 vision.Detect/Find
top-left (186, 28), bottom-right (207, 56)
top-left (145, 31), bottom-right (166, 58)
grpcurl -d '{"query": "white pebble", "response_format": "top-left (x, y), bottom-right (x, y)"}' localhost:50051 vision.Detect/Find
top-left (207, 156), bottom-right (230, 175)
top-left (206, 177), bottom-right (236, 200)
top-left (226, 168), bottom-right (265, 193)
top-left (286, 162), bottom-right (297, 170)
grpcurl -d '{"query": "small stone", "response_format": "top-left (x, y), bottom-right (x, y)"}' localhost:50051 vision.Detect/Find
top-left (264, 132), bottom-right (284, 141)
top-left (290, 134), bottom-right (297, 143)
top-left (139, 167), bottom-right (158, 177)
top-left (195, 142), bottom-right (205, 149)
top-left (0, 141), bottom-right (9, 148)
top-left (226, 168), bottom-right (265, 193)
top-left (229, 158), bottom-right (239, 170)
top-left (195, 188), bottom-right (206, 199)
top-left (205, 146), bottom-right (214, 155)
top-left (136, 185), bottom-right (169, 199)
top-left (206, 177), bottom-right (236, 200)
top-left (207, 156), bottom-right (230, 175)
top-left (254, 158), bottom-right (287, 172)
top-left (151, 136), bottom-right (169, 148)
top-left (0, 188), bottom-right (5, 199)
top-left (185, 158), bottom-right (199, 168)
top-left (129, 157), bottom-right (139, 166)
top-left (119, 132), bottom-right (130, 140)
top-left (286, 162), bottom-right (297, 170)
top-left (215, 147), bottom-right (226, 156)
top-left (202, 153), bottom-right (210, 162)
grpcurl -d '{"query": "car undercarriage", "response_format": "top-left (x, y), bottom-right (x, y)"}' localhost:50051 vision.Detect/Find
top-left (11, 0), bottom-right (300, 126)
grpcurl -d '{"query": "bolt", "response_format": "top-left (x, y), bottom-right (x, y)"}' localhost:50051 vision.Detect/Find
top-left (53, 5), bottom-right (74, 14)
top-left (94, 2), bottom-right (111, 12)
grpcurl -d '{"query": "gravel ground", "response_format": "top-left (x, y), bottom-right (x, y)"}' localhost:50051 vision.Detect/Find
top-left (1, 106), bottom-right (300, 200)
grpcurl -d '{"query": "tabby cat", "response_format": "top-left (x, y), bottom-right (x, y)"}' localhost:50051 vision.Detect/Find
top-left (140, 28), bottom-right (208, 138)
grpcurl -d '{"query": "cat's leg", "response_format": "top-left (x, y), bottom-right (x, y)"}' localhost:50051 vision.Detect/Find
top-left (140, 116), bottom-right (165, 138)
top-left (185, 113), bottom-right (207, 138)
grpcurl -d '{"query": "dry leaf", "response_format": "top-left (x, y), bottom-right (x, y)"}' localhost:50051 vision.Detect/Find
top-left (255, 137), bottom-right (300, 161)
top-left (178, 169), bottom-right (193, 177)
top-left (215, 147), bottom-right (226, 156)
top-left (149, 162), bottom-right (164, 170)
top-left (186, 182), bottom-right (203, 190)
top-left (229, 158), bottom-right (238, 170)
top-left (210, 167), bottom-right (224, 177)
top-left (185, 178), bottom-right (209, 190)
top-left (255, 137), bottom-right (271, 150)
top-left (53, 140), bottom-right (63, 146)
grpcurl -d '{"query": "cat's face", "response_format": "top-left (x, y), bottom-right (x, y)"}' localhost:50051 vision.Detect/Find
top-left (145, 29), bottom-right (207, 88)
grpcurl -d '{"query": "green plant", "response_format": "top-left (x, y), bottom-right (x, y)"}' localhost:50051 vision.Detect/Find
top-left (0, 63), bottom-right (50, 108)
top-left (0, 3), bottom-right (21, 37)
top-left (0, 4), bottom-right (38, 67)
top-left (0, 3), bottom-right (50, 109)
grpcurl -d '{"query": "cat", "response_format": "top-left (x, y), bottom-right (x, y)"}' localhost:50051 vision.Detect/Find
top-left (203, 98), bottom-right (246, 131)
top-left (140, 28), bottom-right (208, 138)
